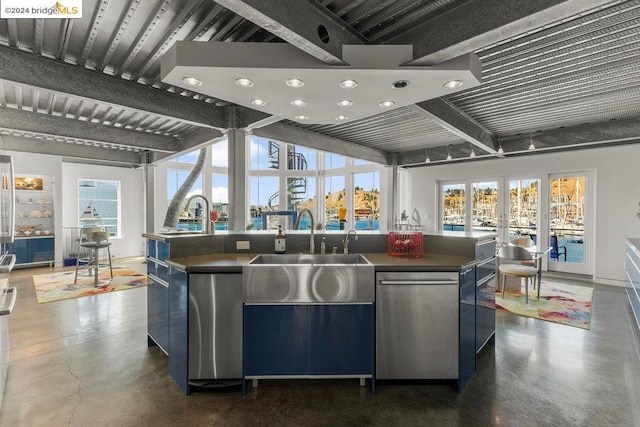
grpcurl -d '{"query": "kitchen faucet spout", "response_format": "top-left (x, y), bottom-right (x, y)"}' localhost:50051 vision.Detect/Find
top-left (294, 208), bottom-right (315, 254)
top-left (342, 229), bottom-right (358, 254)
top-left (185, 194), bottom-right (211, 234)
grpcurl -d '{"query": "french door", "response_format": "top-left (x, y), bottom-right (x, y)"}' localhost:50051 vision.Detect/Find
top-left (439, 172), bottom-right (593, 277)
top-left (547, 172), bottom-right (592, 275)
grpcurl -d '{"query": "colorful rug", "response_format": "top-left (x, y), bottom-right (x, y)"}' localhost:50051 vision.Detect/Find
top-left (491, 280), bottom-right (594, 330)
top-left (32, 267), bottom-right (147, 304)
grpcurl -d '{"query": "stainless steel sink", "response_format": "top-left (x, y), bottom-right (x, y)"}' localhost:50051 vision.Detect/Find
top-left (243, 253), bottom-right (374, 303)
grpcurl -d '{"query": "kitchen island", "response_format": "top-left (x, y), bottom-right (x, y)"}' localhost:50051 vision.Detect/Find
top-left (144, 231), bottom-right (495, 395)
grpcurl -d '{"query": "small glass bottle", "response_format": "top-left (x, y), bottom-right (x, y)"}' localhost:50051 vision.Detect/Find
top-left (320, 237), bottom-right (326, 254)
top-left (274, 226), bottom-right (286, 254)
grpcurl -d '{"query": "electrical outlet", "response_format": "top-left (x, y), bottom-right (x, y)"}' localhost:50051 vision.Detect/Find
top-left (236, 240), bottom-right (250, 250)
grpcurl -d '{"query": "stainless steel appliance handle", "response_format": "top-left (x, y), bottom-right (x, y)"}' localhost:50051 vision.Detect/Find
top-left (476, 257), bottom-right (494, 268)
top-left (379, 280), bottom-right (458, 286)
top-left (0, 287), bottom-right (17, 316)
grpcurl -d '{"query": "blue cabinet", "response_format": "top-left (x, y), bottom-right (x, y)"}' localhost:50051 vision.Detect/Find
top-left (244, 305), bottom-right (309, 376)
top-left (146, 238), bottom-right (170, 353)
top-left (7, 237), bottom-right (54, 266)
top-left (458, 265), bottom-right (476, 391)
top-left (476, 274), bottom-right (496, 353)
top-left (309, 305), bottom-right (373, 375)
top-left (243, 304), bottom-right (374, 379)
top-left (147, 280), bottom-right (169, 354)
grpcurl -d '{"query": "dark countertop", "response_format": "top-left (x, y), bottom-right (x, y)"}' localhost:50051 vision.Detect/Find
top-left (167, 252), bottom-right (475, 274)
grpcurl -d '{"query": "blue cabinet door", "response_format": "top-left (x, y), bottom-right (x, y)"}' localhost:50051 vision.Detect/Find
top-left (147, 280), bottom-right (169, 353)
top-left (7, 239), bottom-right (29, 264)
top-left (476, 275), bottom-right (496, 353)
top-left (308, 305), bottom-right (373, 375)
top-left (243, 305), bottom-right (309, 376)
top-left (458, 266), bottom-right (476, 391)
top-left (31, 237), bottom-right (54, 262)
top-left (169, 267), bottom-right (189, 394)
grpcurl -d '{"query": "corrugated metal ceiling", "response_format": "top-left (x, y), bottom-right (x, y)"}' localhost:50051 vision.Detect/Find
top-left (0, 0), bottom-right (638, 164)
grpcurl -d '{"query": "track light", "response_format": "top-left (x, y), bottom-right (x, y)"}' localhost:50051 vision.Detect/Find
top-left (425, 148), bottom-right (430, 163)
top-left (446, 145), bottom-right (452, 161)
top-left (528, 133), bottom-right (536, 150)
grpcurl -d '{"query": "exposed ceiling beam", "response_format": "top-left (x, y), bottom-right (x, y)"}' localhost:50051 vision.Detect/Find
top-left (0, 106), bottom-right (177, 152)
top-left (385, 0), bottom-right (617, 65)
top-left (252, 122), bottom-right (389, 165)
top-left (501, 118), bottom-right (640, 151)
top-left (179, 128), bottom-right (226, 152)
top-left (212, 0), bottom-right (366, 64)
top-left (0, 134), bottom-right (141, 166)
top-left (0, 45), bottom-right (227, 129)
top-left (396, 118), bottom-right (640, 166)
top-left (412, 99), bottom-right (497, 153)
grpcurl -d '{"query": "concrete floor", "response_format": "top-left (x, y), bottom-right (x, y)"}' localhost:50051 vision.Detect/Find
top-left (1, 262), bottom-right (640, 426)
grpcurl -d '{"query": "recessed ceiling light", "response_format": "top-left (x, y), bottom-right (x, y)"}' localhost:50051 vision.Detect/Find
top-left (392, 80), bottom-right (410, 89)
top-left (291, 99), bottom-right (306, 107)
top-left (251, 99), bottom-right (267, 106)
top-left (379, 101), bottom-right (395, 107)
top-left (295, 115), bottom-right (309, 120)
top-left (443, 80), bottom-right (463, 89)
top-left (286, 78), bottom-right (304, 88)
top-left (335, 115), bottom-right (349, 121)
top-left (339, 79), bottom-right (357, 89)
top-left (182, 77), bottom-right (202, 86)
top-left (337, 100), bottom-right (353, 107)
top-left (235, 78), bottom-right (254, 87)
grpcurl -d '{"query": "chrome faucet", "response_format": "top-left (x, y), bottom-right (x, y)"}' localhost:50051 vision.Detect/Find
top-left (294, 208), bottom-right (315, 254)
top-left (342, 229), bottom-right (358, 254)
top-left (185, 194), bottom-right (211, 234)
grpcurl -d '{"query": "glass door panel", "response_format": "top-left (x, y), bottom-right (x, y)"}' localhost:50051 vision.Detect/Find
top-left (471, 181), bottom-right (498, 233)
top-left (548, 174), bottom-right (588, 273)
top-left (442, 183), bottom-right (465, 231)
top-left (508, 179), bottom-right (539, 241)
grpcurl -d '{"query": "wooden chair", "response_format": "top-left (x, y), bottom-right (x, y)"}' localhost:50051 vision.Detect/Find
top-left (497, 245), bottom-right (539, 304)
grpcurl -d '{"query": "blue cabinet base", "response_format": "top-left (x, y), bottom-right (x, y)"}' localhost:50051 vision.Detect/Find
top-left (243, 304), bottom-right (375, 394)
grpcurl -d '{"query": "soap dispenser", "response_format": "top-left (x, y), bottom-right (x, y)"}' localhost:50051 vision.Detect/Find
top-left (275, 226), bottom-right (286, 254)
top-left (320, 237), bottom-right (326, 254)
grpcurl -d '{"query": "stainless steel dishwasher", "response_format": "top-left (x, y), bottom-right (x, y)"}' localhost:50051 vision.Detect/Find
top-left (189, 274), bottom-right (242, 387)
top-left (376, 271), bottom-right (459, 380)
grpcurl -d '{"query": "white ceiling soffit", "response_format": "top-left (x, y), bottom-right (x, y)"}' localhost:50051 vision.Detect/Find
top-left (161, 42), bottom-right (482, 125)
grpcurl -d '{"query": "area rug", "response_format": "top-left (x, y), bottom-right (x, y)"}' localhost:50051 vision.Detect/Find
top-left (32, 267), bottom-right (147, 304)
top-left (495, 281), bottom-right (594, 330)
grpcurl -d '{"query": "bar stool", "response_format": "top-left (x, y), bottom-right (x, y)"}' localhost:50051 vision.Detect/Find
top-left (74, 231), bottom-right (113, 287)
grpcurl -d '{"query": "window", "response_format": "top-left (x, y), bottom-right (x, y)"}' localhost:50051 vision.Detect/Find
top-left (287, 144), bottom-right (316, 170)
top-left (287, 177), bottom-right (316, 229)
top-left (78, 179), bottom-right (120, 237)
top-left (324, 175), bottom-right (345, 230)
top-left (249, 176), bottom-right (279, 229)
top-left (211, 139), bottom-right (228, 168)
top-left (167, 170), bottom-right (203, 203)
top-left (169, 151), bottom-right (199, 164)
top-left (250, 137), bottom-right (279, 170)
top-left (442, 183), bottom-right (465, 231)
top-left (211, 173), bottom-right (229, 230)
top-left (353, 171), bottom-right (380, 230)
top-left (324, 153), bottom-right (345, 169)
top-left (472, 181), bottom-right (498, 232)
